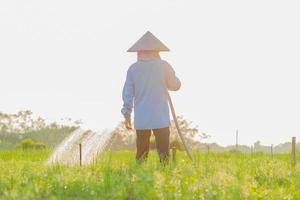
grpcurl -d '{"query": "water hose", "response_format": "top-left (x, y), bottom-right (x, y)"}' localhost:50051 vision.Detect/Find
top-left (167, 92), bottom-right (194, 161)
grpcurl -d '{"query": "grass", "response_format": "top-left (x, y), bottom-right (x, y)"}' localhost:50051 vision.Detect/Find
top-left (0, 150), bottom-right (299, 200)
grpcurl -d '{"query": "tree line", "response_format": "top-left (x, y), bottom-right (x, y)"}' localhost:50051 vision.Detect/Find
top-left (0, 110), bottom-right (77, 150)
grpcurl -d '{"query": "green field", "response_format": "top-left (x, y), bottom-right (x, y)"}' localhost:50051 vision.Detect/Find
top-left (0, 150), bottom-right (299, 200)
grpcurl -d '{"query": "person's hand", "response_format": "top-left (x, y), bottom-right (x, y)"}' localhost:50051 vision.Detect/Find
top-left (124, 117), bottom-right (132, 130)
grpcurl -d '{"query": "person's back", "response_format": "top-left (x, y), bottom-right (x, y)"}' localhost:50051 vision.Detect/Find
top-left (121, 32), bottom-right (181, 163)
top-left (125, 56), bottom-right (180, 129)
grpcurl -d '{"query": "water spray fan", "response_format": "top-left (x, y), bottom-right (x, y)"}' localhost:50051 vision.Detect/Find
top-left (167, 92), bottom-right (194, 161)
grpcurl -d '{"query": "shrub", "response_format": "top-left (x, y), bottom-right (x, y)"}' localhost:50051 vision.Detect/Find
top-left (16, 139), bottom-right (47, 150)
top-left (228, 149), bottom-right (241, 153)
top-left (170, 139), bottom-right (183, 151)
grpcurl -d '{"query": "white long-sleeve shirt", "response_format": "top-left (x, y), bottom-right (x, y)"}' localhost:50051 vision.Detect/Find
top-left (121, 56), bottom-right (181, 130)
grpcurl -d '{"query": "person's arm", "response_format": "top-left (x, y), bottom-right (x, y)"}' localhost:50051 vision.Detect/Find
top-left (121, 68), bottom-right (134, 128)
top-left (164, 61), bottom-right (181, 91)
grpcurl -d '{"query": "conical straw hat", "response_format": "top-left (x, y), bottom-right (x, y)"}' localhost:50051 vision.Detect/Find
top-left (127, 31), bottom-right (170, 52)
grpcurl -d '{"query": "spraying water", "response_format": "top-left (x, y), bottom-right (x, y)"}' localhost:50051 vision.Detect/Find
top-left (47, 128), bottom-right (115, 165)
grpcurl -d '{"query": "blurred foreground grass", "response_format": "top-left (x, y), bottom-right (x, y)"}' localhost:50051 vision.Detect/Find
top-left (0, 150), bottom-right (299, 200)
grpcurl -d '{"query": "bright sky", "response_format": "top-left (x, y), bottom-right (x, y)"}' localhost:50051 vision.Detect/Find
top-left (1, 0), bottom-right (299, 146)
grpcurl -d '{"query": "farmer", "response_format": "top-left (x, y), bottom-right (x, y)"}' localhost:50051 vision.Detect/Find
top-left (121, 31), bottom-right (181, 163)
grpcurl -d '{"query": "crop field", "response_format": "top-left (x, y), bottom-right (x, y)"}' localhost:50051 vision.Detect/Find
top-left (0, 150), bottom-right (299, 200)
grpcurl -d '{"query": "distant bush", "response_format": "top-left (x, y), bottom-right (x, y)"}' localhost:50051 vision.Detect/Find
top-left (0, 127), bottom-right (77, 150)
top-left (228, 149), bottom-right (241, 153)
top-left (0, 110), bottom-right (79, 150)
top-left (16, 139), bottom-right (47, 150)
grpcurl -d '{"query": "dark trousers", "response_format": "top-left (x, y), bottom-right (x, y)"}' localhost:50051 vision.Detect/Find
top-left (136, 127), bottom-right (170, 163)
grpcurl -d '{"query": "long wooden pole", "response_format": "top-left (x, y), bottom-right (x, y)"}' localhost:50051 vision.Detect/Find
top-left (167, 92), bottom-right (193, 161)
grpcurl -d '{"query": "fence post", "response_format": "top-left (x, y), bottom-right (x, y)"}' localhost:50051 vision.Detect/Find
top-left (79, 143), bottom-right (82, 166)
top-left (271, 144), bottom-right (273, 159)
top-left (207, 144), bottom-right (210, 154)
top-left (236, 129), bottom-right (239, 151)
top-left (172, 147), bottom-right (176, 164)
top-left (292, 137), bottom-right (296, 167)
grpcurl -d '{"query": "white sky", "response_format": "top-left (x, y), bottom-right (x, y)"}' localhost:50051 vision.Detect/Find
top-left (0, 0), bottom-right (299, 146)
